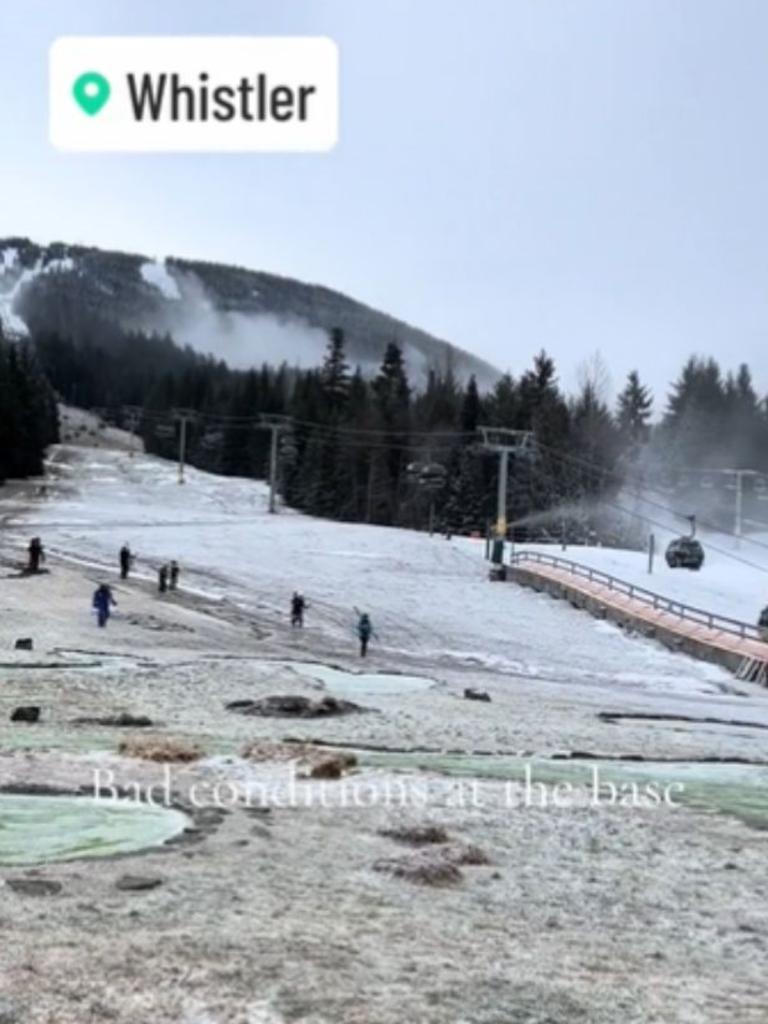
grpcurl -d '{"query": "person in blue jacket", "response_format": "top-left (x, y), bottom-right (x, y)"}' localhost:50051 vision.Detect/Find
top-left (92, 584), bottom-right (117, 628)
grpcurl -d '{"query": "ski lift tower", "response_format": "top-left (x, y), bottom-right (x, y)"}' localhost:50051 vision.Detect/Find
top-left (478, 427), bottom-right (535, 566)
top-left (172, 408), bottom-right (198, 484)
top-left (259, 414), bottom-right (292, 514)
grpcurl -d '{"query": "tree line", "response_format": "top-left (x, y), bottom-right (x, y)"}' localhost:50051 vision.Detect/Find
top-left (17, 318), bottom-right (768, 538)
top-left (0, 325), bottom-right (59, 483)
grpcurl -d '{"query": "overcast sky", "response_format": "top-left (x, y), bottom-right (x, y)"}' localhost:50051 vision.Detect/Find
top-left (2, 0), bottom-right (767, 405)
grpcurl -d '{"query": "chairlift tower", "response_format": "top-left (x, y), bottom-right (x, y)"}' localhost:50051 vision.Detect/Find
top-left (478, 427), bottom-right (535, 564)
top-left (172, 408), bottom-right (198, 485)
top-left (259, 414), bottom-right (292, 514)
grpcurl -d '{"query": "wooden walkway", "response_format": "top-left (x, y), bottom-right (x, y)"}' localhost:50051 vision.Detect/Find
top-left (509, 555), bottom-right (768, 682)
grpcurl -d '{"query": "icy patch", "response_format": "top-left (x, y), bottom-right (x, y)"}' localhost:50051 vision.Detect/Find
top-left (276, 660), bottom-right (436, 697)
top-left (0, 794), bottom-right (187, 865)
top-left (141, 260), bottom-right (181, 300)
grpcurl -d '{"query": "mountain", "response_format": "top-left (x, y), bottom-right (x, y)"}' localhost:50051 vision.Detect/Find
top-left (0, 237), bottom-right (499, 386)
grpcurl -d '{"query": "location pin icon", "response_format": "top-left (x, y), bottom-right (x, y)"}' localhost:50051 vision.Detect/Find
top-left (72, 71), bottom-right (111, 116)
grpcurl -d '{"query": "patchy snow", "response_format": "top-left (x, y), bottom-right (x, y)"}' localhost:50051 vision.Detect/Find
top-left (0, 259), bottom-right (36, 337)
top-left (7, 441), bottom-right (766, 722)
top-left (140, 259), bottom-right (181, 300)
top-left (2, 430), bottom-right (768, 1022)
top-left (0, 254), bottom-right (78, 338)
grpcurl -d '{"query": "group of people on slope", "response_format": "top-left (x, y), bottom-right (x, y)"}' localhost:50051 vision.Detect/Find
top-left (91, 545), bottom-right (183, 628)
top-left (290, 590), bottom-right (375, 657)
top-left (27, 536), bottom-right (376, 655)
top-left (120, 543), bottom-right (180, 593)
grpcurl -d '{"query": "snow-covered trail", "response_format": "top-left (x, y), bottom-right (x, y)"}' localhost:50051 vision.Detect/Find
top-left (5, 441), bottom-right (768, 727)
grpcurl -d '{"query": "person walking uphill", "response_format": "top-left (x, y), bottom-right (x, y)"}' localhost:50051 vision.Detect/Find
top-left (158, 564), bottom-right (169, 593)
top-left (357, 612), bottom-right (373, 658)
top-left (92, 584), bottom-right (116, 628)
top-left (119, 544), bottom-right (133, 580)
top-left (169, 560), bottom-right (180, 591)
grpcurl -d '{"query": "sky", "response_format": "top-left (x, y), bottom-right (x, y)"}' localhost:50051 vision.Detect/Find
top-left (1, 0), bottom-right (767, 405)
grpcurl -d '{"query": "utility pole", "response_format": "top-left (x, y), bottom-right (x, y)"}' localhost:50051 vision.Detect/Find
top-left (734, 470), bottom-right (746, 548)
top-left (687, 467), bottom-right (760, 549)
top-left (496, 449), bottom-right (509, 541)
top-left (260, 415), bottom-right (291, 514)
top-left (124, 406), bottom-right (141, 458)
top-left (268, 423), bottom-right (278, 513)
top-left (478, 427), bottom-right (535, 565)
top-left (173, 409), bottom-right (195, 485)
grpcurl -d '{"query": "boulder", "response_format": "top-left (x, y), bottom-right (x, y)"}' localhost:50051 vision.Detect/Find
top-left (464, 688), bottom-right (491, 702)
top-left (115, 875), bottom-right (163, 892)
top-left (373, 852), bottom-right (463, 887)
top-left (310, 754), bottom-right (357, 779)
top-left (10, 706), bottom-right (40, 724)
top-left (6, 878), bottom-right (61, 896)
top-left (117, 735), bottom-right (203, 762)
top-left (226, 694), bottom-right (364, 718)
top-left (378, 825), bottom-right (449, 846)
top-left (73, 713), bottom-right (153, 728)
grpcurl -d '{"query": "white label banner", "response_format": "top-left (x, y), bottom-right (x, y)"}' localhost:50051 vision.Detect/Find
top-left (50, 36), bottom-right (339, 152)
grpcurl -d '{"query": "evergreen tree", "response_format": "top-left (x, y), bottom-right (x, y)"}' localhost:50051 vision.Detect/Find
top-left (321, 327), bottom-right (350, 413)
top-left (460, 375), bottom-right (481, 434)
top-left (372, 343), bottom-right (411, 523)
top-left (616, 370), bottom-right (653, 449)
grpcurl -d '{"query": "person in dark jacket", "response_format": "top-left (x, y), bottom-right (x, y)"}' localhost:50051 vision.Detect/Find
top-left (759, 604), bottom-right (768, 642)
top-left (28, 537), bottom-right (44, 573)
top-left (92, 584), bottom-right (116, 628)
top-left (169, 560), bottom-right (180, 591)
top-left (357, 612), bottom-right (373, 657)
top-left (291, 592), bottom-right (306, 628)
top-left (119, 544), bottom-right (132, 580)
top-left (158, 564), bottom-right (169, 593)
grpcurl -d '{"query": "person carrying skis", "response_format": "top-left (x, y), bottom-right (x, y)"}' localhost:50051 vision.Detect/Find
top-left (169, 560), bottom-right (180, 591)
top-left (92, 584), bottom-right (117, 628)
top-left (357, 612), bottom-right (373, 658)
top-left (27, 537), bottom-right (44, 574)
top-left (291, 591), bottom-right (306, 628)
top-left (119, 544), bottom-right (133, 580)
top-left (158, 564), bottom-right (169, 593)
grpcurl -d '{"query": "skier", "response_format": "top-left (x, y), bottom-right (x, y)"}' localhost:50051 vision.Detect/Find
top-left (158, 564), bottom-right (169, 593)
top-left (758, 604), bottom-right (768, 642)
top-left (169, 560), bottom-right (180, 591)
top-left (92, 584), bottom-right (117, 628)
top-left (119, 544), bottom-right (132, 580)
top-left (291, 591), bottom-right (306, 628)
top-left (27, 537), bottom-right (44, 573)
top-left (357, 612), bottom-right (373, 658)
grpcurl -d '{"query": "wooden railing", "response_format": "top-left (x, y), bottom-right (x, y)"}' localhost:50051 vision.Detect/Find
top-left (509, 550), bottom-right (763, 642)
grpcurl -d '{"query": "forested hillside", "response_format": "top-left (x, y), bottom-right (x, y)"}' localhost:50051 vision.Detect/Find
top-left (0, 327), bottom-right (59, 482)
top-left (0, 238), bottom-right (499, 386)
top-left (29, 311), bottom-right (768, 539)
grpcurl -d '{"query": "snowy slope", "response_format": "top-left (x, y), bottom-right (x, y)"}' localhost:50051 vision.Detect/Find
top-left (4, 441), bottom-right (761, 718)
top-left (523, 530), bottom-right (768, 627)
top-left (0, 245), bottom-right (76, 338)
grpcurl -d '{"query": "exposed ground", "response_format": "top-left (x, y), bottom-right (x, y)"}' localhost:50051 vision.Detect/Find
top-left (1, 420), bottom-right (767, 1023)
